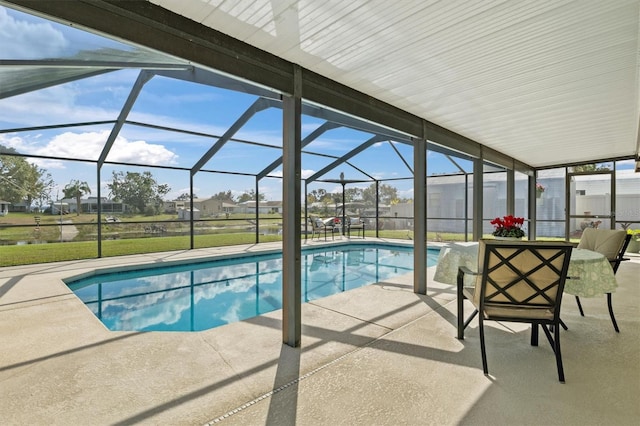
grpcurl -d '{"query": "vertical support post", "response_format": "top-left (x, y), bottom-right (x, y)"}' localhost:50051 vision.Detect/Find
top-left (473, 155), bottom-right (484, 240)
top-left (96, 165), bottom-right (102, 257)
top-left (413, 131), bottom-right (427, 295)
top-left (304, 182), bottom-right (308, 240)
top-left (610, 167), bottom-right (616, 230)
top-left (375, 180), bottom-right (380, 237)
top-left (464, 174), bottom-right (469, 241)
top-left (59, 191), bottom-right (63, 242)
top-left (529, 173), bottom-right (537, 239)
top-left (564, 167), bottom-right (571, 241)
top-left (506, 166), bottom-right (515, 216)
top-left (190, 173), bottom-right (195, 249)
top-left (255, 178), bottom-right (260, 243)
top-left (282, 65), bottom-right (302, 347)
top-left (341, 182), bottom-right (346, 236)
top-left (97, 70), bottom-right (152, 257)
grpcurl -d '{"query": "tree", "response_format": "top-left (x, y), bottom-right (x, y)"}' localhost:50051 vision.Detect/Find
top-left (107, 171), bottom-right (171, 215)
top-left (32, 171), bottom-right (55, 213)
top-left (330, 191), bottom-right (342, 205)
top-left (175, 192), bottom-right (195, 201)
top-left (237, 189), bottom-right (265, 203)
top-left (0, 147), bottom-right (55, 211)
top-left (344, 187), bottom-right (363, 202)
top-left (63, 180), bottom-right (91, 215)
top-left (307, 188), bottom-right (327, 203)
top-left (379, 184), bottom-right (399, 204)
top-left (211, 190), bottom-right (235, 202)
top-left (362, 183), bottom-right (398, 205)
top-left (571, 164), bottom-right (611, 172)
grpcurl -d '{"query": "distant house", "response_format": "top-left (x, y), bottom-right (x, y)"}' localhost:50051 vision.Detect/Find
top-left (193, 198), bottom-right (237, 217)
top-left (177, 208), bottom-right (201, 220)
top-left (192, 198), bottom-right (220, 216)
top-left (80, 197), bottom-right (125, 214)
top-left (238, 200), bottom-right (282, 214)
top-left (50, 201), bottom-right (69, 215)
top-left (8, 201), bottom-right (29, 213)
top-left (423, 169), bottom-right (640, 236)
top-left (0, 200), bottom-right (10, 216)
top-left (56, 197), bottom-right (126, 214)
top-left (165, 197), bottom-right (237, 217)
top-left (164, 200), bottom-right (188, 214)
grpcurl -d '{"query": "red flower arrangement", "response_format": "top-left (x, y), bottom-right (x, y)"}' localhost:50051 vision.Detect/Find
top-left (491, 215), bottom-right (526, 238)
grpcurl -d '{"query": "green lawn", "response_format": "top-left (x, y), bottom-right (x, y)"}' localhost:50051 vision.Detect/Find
top-left (0, 212), bottom-right (288, 266)
top-left (1, 213), bottom-right (574, 267)
top-left (0, 233), bottom-right (284, 266)
top-left (0, 227), bottom-right (466, 267)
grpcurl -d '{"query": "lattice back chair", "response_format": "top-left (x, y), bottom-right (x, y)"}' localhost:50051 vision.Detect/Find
top-left (457, 240), bottom-right (574, 383)
top-left (575, 228), bottom-right (630, 332)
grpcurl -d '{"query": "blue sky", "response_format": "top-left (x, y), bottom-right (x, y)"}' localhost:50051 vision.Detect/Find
top-left (1, 5), bottom-right (632, 203)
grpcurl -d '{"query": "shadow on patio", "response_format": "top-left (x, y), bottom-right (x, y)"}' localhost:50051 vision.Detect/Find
top-left (1, 246), bottom-right (638, 425)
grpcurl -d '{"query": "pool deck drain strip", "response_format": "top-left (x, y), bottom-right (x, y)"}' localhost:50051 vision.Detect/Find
top-left (204, 344), bottom-right (364, 424)
top-left (203, 297), bottom-right (453, 424)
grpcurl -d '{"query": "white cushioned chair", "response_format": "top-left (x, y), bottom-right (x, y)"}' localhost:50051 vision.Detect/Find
top-left (575, 228), bottom-right (631, 332)
top-left (308, 217), bottom-right (336, 241)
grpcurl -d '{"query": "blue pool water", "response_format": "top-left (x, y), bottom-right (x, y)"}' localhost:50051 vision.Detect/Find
top-left (66, 244), bottom-right (440, 332)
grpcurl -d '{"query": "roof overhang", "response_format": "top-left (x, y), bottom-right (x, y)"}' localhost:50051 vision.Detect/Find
top-left (3, 0), bottom-right (639, 168)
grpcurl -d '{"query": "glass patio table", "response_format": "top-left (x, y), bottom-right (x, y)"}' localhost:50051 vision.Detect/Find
top-left (433, 242), bottom-right (618, 297)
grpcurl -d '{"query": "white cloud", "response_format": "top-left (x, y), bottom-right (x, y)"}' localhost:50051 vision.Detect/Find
top-left (29, 130), bottom-right (179, 166)
top-left (257, 182), bottom-right (282, 200)
top-left (109, 137), bottom-right (178, 165)
top-left (230, 189), bottom-right (245, 199)
top-left (270, 168), bottom-right (316, 179)
top-left (0, 134), bottom-right (24, 151)
top-left (398, 188), bottom-right (414, 198)
top-left (0, 7), bottom-right (69, 59)
top-left (0, 84), bottom-right (118, 127)
top-left (31, 158), bottom-right (67, 171)
top-left (617, 159), bottom-right (635, 167)
top-left (130, 90), bottom-right (222, 107)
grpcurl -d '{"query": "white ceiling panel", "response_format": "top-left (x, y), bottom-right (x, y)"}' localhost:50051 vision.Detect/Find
top-left (152, 0), bottom-right (640, 168)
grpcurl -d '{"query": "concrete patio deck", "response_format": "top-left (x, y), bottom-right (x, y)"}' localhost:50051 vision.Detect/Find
top-left (1, 239), bottom-right (638, 425)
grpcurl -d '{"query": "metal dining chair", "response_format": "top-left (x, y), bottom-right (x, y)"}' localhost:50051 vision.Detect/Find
top-left (575, 228), bottom-right (631, 332)
top-left (457, 239), bottom-right (574, 382)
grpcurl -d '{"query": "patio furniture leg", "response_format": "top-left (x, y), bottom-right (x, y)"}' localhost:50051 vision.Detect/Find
top-left (478, 316), bottom-right (488, 375)
top-left (575, 295), bottom-right (585, 316)
top-left (457, 280), bottom-right (465, 340)
top-left (530, 323), bottom-right (539, 346)
top-left (607, 293), bottom-right (619, 333)
top-left (554, 324), bottom-right (565, 383)
top-left (559, 319), bottom-right (568, 331)
top-left (540, 324), bottom-right (565, 383)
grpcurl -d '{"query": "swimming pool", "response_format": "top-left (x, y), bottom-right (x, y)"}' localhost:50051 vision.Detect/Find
top-left (66, 244), bottom-right (440, 332)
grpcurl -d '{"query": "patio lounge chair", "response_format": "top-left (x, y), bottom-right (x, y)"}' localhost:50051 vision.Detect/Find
top-left (309, 217), bottom-right (336, 241)
top-left (575, 228), bottom-right (631, 332)
top-left (347, 217), bottom-right (365, 238)
top-left (457, 239), bottom-right (573, 382)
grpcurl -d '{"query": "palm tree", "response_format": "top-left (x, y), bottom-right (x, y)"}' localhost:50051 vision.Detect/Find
top-left (63, 180), bottom-right (91, 215)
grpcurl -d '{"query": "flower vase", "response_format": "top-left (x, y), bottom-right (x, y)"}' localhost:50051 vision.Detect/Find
top-left (536, 191), bottom-right (542, 199)
top-left (494, 236), bottom-right (523, 241)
